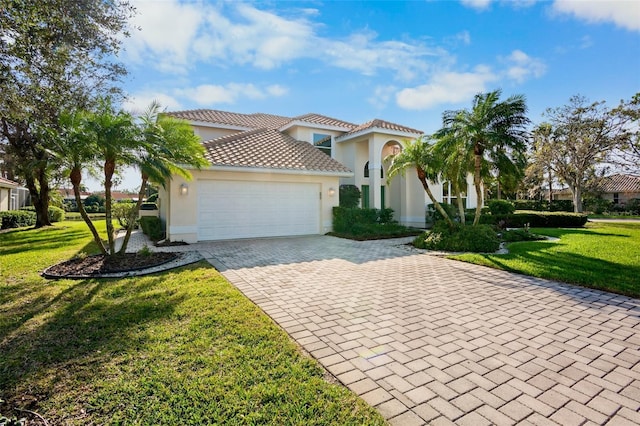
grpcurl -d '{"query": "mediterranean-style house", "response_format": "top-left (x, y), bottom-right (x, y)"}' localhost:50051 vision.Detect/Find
top-left (553, 174), bottom-right (640, 206)
top-left (158, 110), bottom-right (479, 242)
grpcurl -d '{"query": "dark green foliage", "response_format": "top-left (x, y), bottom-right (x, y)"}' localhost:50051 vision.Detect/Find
top-left (413, 222), bottom-right (500, 253)
top-left (0, 211), bottom-right (36, 229)
top-left (139, 216), bottom-right (164, 241)
top-left (339, 185), bottom-right (361, 208)
top-left (112, 201), bottom-right (136, 228)
top-left (512, 200), bottom-right (574, 212)
top-left (48, 206), bottom-right (65, 222)
top-left (480, 212), bottom-right (588, 228)
top-left (487, 199), bottom-right (515, 215)
top-left (584, 198), bottom-right (614, 214)
top-left (426, 203), bottom-right (458, 225)
top-left (501, 228), bottom-right (546, 242)
top-left (146, 193), bottom-right (158, 203)
top-left (331, 207), bottom-right (417, 239)
top-left (626, 199), bottom-right (640, 215)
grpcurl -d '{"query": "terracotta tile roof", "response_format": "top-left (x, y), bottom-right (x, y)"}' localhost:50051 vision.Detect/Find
top-left (167, 109), bottom-right (291, 129)
top-left (202, 129), bottom-right (352, 173)
top-left (0, 176), bottom-right (19, 187)
top-left (339, 119), bottom-right (423, 138)
top-left (289, 113), bottom-right (357, 129)
top-left (597, 174), bottom-right (640, 193)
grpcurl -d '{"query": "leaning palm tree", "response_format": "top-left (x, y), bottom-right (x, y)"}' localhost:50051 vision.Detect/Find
top-left (117, 102), bottom-right (209, 254)
top-left (386, 136), bottom-right (455, 229)
top-left (436, 90), bottom-right (530, 225)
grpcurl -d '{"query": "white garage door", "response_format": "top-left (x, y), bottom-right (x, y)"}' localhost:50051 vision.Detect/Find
top-left (198, 180), bottom-right (321, 240)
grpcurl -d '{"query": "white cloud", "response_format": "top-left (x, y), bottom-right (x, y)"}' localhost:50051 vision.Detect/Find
top-left (396, 66), bottom-right (498, 110)
top-left (502, 49), bottom-right (546, 83)
top-left (124, 1), bottom-right (446, 81)
top-left (122, 92), bottom-right (183, 115)
top-left (461, 0), bottom-right (493, 11)
top-left (552, 0), bottom-right (640, 32)
top-left (174, 83), bottom-right (288, 106)
top-left (368, 85), bottom-right (398, 109)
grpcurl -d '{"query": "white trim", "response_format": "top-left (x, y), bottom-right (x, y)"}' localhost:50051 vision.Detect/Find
top-left (201, 165), bottom-right (354, 178)
top-left (335, 127), bottom-right (422, 143)
top-left (279, 120), bottom-right (354, 133)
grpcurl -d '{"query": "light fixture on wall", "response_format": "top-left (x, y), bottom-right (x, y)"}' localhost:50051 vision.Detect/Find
top-left (179, 183), bottom-right (189, 196)
top-left (328, 187), bottom-right (336, 197)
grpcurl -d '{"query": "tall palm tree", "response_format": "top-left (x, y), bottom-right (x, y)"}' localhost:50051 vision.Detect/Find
top-left (437, 90), bottom-right (530, 225)
top-left (117, 102), bottom-right (208, 254)
top-left (386, 136), bottom-right (455, 229)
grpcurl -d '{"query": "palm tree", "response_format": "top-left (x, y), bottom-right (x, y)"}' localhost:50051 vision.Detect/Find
top-left (117, 102), bottom-right (208, 254)
top-left (437, 90), bottom-right (530, 225)
top-left (386, 136), bottom-right (455, 229)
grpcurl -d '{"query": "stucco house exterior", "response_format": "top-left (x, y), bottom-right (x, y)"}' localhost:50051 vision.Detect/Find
top-left (0, 177), bottom-right (20, 211)
top-left (553, 174), bottom-right (640, 206)
top-left (158, 110), bottom-right (479, 242)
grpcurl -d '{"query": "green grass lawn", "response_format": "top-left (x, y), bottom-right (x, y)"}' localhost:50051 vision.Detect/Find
top-left (0, 222), bottom-right (385, 425)
top-left (451, 222), bottom-right (640, 297)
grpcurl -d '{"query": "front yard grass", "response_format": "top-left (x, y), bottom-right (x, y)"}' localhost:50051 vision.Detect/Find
top-left (450, 222), bottom-right (640, 298)
top-left (0, 222), bottom-right (385, 425)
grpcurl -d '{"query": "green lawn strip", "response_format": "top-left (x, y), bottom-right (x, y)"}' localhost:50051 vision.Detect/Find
top-left (449, 222), bottom-right (640, 297)
top-left (0, 222), bottom-right (386, 425)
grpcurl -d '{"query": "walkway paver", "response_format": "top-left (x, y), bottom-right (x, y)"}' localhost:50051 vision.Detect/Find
top-left (146, 233), bottom-right (640, 425)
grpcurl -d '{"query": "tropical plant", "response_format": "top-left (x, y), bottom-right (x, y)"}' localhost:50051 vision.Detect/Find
top-left (432, 132), bottom-right (473, 224)
top-left (386, 136), bottom-right (455, 228)
top-left (435, 90), bottom-right (530, 225)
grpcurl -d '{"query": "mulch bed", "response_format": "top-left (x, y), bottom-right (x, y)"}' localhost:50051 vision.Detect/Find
top-left (44, 252), bottom-right (177, 278)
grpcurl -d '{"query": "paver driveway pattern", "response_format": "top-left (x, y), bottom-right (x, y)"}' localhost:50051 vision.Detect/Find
top-left (192, 235), bottom-right (640, 425)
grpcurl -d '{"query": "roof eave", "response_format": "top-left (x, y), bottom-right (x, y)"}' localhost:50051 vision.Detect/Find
top-left (278, 120), bottom-right (354, 133)
top-left (335, 127), bottom-right (423, 142)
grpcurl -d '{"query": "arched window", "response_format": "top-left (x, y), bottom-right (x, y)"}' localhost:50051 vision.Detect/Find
top-left (364, 161), bottom-right (383, 178)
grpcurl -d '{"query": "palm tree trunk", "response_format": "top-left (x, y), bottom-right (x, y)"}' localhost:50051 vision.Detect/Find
top-left (104, 159), bottom-right (116, 255)
top-left (416, 166), bottom-right (455, 228)
top-left (118, 175), bottom-right (148, 255)
top-left (71, 167), bottom-right (107, 255)
top-left (473, 153), bottom-right (483, 225)
top-left (455, 190), bottom-right (466, 225)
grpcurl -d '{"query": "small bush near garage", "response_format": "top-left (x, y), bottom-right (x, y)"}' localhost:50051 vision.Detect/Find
top-left (339, 185), bottom-right (361, 208)
top-left (0, 210), bottom-right (36, 229)
top-left (331, 207), bottom-right (420, 240)
top-left (139, 216), bottom-right (164, 241)
top-left (480, 211), bottom-right (587, 228)
top-left (413, 221), bottom-right (500, 253)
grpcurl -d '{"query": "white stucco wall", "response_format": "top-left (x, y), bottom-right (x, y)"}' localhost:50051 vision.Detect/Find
top-left (0, 188), bottom-right (9, 211)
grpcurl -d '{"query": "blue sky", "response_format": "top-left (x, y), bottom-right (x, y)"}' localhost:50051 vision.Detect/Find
top-left (106, 0), bottom-right (640, 191)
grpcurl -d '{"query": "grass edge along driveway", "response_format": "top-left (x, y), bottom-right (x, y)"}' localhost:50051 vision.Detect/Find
top-left (451, 222), bottom-right (640, 298)
top-left (0, 222), bottom-right (386, 425)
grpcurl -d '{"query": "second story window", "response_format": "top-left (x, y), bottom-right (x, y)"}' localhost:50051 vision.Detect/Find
top-left (313, 133), bottom-right (331, 156)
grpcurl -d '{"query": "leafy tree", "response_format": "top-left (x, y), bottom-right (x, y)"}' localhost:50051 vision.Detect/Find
top-left (435, 90), bottom-right (530, 225)
top-left (386, 136), bottom-right (455, 228)
top-left (611, 93), bottom-right (640, 175)
top-left (525, 123), bottom-right (555, 202)
top-left (542, 95), bottom-right (631, 212)
top-left (0, 0), bottom-right (134, 227)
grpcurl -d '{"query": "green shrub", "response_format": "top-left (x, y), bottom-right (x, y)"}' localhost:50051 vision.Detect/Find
top-left (48, 205), bottom-right (65, 222)
top-left (332, 207), bottom-right (396, 233)
top-left (488, 199), bottom-right (515, 215)
top-left (512, 199), bottom-right (574, 212)
top-left (112, 201), bottom-right (137, 228)
top-left (426, 203), bottom-right (458, 225)
top-left (625, 199), bottom-right (640, 215)
top-left (584, 198), bottom-right (613, 214)
top-left (480, 211), bottom-right (587, 228)
top-left (0, 210), bottom-right (36, 229)
top-left (549, 200), bottom-right (573, 212)
top-left (339, 185), bottom-right (361, 208)
top-left (413, 221), bottom-right (500, 253)
top-left (139, 216), bottom-right (164, 241)
top-left (501, 228), bottom-right (546, 242)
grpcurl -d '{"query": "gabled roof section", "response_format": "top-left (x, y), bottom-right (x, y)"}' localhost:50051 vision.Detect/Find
top-left (288, 113), bottom-right (357, 130)
top-left (336, 119), bottom-right (423, 142)
top-left (0, 177), bottom-right (19, 188)
top-left (202, 128), bottom-right (352, 174)
top-left (597, 174), bottom-right (640, 193)
top-left (167, 109), bottom-right (291, 130)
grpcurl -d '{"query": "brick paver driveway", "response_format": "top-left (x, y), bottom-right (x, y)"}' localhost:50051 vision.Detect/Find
top-left (195, 235), bottom-right (640, 425)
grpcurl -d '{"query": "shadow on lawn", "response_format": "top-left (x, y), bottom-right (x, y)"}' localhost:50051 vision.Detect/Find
top-left (0, 273), bottom-right (188, 409)
top-left (0, 225), bottom-right (89, 256)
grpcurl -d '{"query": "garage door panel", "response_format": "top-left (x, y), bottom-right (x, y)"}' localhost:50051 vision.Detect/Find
top-left (197, 180), bottom-right (320, 240)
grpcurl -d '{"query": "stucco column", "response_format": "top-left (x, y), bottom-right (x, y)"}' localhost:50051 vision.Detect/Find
top-left (368, 138), bottom-right (382, 209)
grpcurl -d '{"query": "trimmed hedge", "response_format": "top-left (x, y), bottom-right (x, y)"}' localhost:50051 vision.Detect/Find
top-left (0, 210), bottom-right (36, 229)
top-left (332, 207), bottom-right (395, 234)
top-left (20, 205), bottom-right (65, 222)
top-left (488, 200), bottom-right (515, 215)
top-left (413, 221), bottom-right (500, 253)
top-left (139, 216), bottom-right (164, 241)
top-left (339, 185), bottom-right (361, 208)
top-left (512, 199), bottom-right (574, 212)
top-left (479, 211), bottom-right (588, 228)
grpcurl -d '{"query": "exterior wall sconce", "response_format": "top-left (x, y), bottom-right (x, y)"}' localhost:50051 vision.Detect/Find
top-left (328, 188), bottom-right (336, 197)
top-left (179, 183), bottom-right (189, 196)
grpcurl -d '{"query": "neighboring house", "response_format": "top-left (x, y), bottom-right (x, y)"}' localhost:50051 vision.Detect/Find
top-left (58, 188), bottom-right (92, 202)
top-left (553, 174), bottom-right (640, 205)
top-left (0, 177), bottom-right (29, 211)
top-left (159, 110), bottom-right (479, 242)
